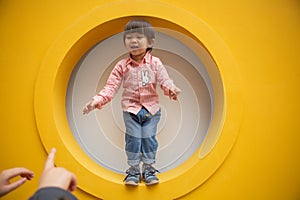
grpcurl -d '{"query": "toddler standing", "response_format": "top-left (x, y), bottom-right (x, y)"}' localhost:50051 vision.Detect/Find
top-left (83, 19), bottom-right (181, 186)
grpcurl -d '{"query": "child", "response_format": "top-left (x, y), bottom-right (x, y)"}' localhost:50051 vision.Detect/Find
top-left (82, 19), bottom-right (181, 186)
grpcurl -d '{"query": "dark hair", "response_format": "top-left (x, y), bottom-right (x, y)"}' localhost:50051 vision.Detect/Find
top-left (123, 19), bottom-right (155, 52)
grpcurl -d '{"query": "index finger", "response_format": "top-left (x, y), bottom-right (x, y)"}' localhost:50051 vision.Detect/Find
top-left (43, 148), bottom-right (56, 171)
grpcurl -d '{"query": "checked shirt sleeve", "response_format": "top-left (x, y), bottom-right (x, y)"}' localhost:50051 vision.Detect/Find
top-left (93, 63), bottom-right (123, 109)
top-left (154, 59), bottom-right (176, 96)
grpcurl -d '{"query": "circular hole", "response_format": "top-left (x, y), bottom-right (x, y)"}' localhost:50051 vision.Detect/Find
top-left (34, 10), bottom-right (242, 198)
top-left (66, 28), bottom-right (213, 173)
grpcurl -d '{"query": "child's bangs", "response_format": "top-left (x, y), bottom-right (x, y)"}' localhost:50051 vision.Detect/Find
top-left (123, 20), bottom-right (155, 40)
top-left (124, 27), bottom-right (146, 35)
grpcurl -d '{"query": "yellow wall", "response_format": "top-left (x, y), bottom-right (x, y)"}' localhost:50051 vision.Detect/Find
top-left (0, 0), bottom-right (300, 199)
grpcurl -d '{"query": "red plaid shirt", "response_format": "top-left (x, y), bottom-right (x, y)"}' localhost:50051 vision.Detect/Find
top-left (93, 52), bottom-right (176, 115)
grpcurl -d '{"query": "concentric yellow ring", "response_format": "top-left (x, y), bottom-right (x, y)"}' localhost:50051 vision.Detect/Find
top-left (34, 1), bottom-right (243, 199)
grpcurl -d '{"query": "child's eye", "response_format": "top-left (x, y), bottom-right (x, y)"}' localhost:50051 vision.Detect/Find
top-left (126, 36), bottom-right (132, 40)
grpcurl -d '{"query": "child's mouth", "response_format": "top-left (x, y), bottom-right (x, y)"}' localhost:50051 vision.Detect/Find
top-left (130, 46), bottom-right (139, 50)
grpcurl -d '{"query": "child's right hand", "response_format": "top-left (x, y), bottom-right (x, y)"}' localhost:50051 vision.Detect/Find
top-left (82, 100), bottom-right (98, 115)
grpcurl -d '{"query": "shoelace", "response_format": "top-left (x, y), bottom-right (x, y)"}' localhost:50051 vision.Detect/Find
top-left (123, 167), bottom-right (141, 182)
top-left (143, 166), bottom-right (160, 178)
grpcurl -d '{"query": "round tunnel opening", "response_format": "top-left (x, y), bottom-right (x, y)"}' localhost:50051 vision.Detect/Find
top-left (66, 20), bottom-right (220, 174)
top-left (33, 10), bottom-right (238, 197)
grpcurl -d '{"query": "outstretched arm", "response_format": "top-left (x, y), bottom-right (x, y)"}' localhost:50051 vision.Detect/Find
top-left (82, 63), bottom-right (124, 114)
top-left (155, 60), bottom-right (181, 101)
top-left (38, 148), bottom-right (77, 192)
top-left (29, 148), bottom-right (78, 200)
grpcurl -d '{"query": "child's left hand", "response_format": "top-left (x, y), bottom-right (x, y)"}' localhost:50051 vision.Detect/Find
top-left (169, 87), bottom-right (181, 101)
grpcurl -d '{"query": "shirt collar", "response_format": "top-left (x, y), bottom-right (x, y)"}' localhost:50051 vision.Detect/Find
top-left (125, 52), bottom-right (152, 66)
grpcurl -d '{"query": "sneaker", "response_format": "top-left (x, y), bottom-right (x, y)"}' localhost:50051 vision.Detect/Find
top-left (123, 166), bottom-right (140, 186)
top-left (142, 164), bottom-right (160, 186)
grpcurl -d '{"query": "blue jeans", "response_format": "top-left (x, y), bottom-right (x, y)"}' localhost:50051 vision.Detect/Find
top-left (123, 107), bottom-right (161, 166)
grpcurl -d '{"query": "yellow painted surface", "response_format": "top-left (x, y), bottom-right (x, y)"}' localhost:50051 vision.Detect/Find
top-left (0, 0), bottom-right (300, 200)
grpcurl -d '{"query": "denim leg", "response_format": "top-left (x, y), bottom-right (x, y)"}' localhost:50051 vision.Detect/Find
top-left (123, 111), bottom-right (142, 166)
top-left (123, 108), bottom-right (161, 166)
top-left (141, 109), bottom-right (161, 165)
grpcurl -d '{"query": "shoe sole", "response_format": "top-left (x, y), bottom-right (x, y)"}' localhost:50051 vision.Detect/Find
top-left (145, 179), bottom-right (159, 186)
top-left (125, 180), bottom-right (139, 186)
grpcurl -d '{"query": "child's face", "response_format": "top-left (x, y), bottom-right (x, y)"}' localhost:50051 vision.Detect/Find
top-left (124, 32), bottom-right (153, 57)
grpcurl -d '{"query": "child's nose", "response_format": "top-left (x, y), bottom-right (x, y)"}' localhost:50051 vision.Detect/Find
top-left (131, 38), bottom-right (138, 42)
